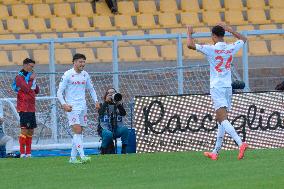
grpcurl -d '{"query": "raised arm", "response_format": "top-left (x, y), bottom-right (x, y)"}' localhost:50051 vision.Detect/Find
top-left (186, 26), bottom-right (197, 50)
top-left (218, 23), bottom-right (247, 43)
top-left (86, 74), bottom-right (100, 109)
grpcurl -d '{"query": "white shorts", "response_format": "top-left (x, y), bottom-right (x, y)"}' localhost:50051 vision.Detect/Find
top-left (66, 109), bottom-right (87, 127)
top-left (210, 87), bottom-right (232, 111)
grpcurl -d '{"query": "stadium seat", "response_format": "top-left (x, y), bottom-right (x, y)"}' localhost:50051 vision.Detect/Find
top-left (225, 10), bottom-right (247, 25)
top-left (180, 0), bottom-right (200, 12)
top-left (28, 17), bottom-right (50, 33)
top-left (54, 3), bottom-right (74, 18)
top-left (0, 21), bottom-right (7, 34)
top-left (270, 9), bottom-right (284, 23)
top-left (161, 44), bottom-right (177, 60)
top-left (237, 25), bottom-right (257, 40)
top-left (126, 30), bottom-right (150, 46)
top-left (137, 14), bottom-right (157, 29)
top-left (19, 34), bottom-right (41, 50)
top-left (72, 17), bottom-right (93, 31)
top-left (104, 31), bottom-right (128, 46)
top-left (202, 11), bottom-right (222, 26)
top-left (171, 28), bottom-right (186, 34)
top-left (271, 40), bottom-right (284, 55)
top-left (269, 0), bottom-right (284, 9)
top-left (93, 16), bottom-right (115, 30)
top-left (158, 13), bottom-right (181, 28)
top-left (192, 27), bottom-right (212, 44)
top-left (249, 41), bottom-right (270, 56)
top-left (7, 19), bottom-right (29, 33)
top-left (11, 4), bottom-right (30, 19)
top-left (55, 49), bottom-right (73, 64)
top-left (40, 33), bottom-right (60, 48)
top-left (0, 34), bottom-right (19, 50)
top-left (202, 0), bottom-right (223, 11)
top-left (180, 12), bottom-right (203, 27)
top-left (96, 48), bottom-right (113, 62)
top-left (118, 47), bottom-right (139, 62)
top-left (0, 5), bottom-right (10, 19)
top-left (45, 0), bottom-right (64, 3)
top-left (95, 1), bottom-right (112, 16)
top-left (33, 49), bottom-right (49, 65)
top-left (114, 15), bottom-right (137, 30)
top-left (247, 10), bottom-right (270, 24)
top-left (33, 4), bottom-right (53, 18)
top-left (138, 0), bottom-right (157, 14)
top-left (75, 2), bottom-right (94, 17)
top-left (24, 0), bottom-right (42, 4)
top-left (148, 29), bottom-right (171, 45)
top-left (140, 46), bottom-right (162, 61)
top-left (259, 24), bottom-right (281, 40)
top-left (224, 0), bottom-right (244, 10)
top-left (183, 44), bottom-right (203, 59)
top-left (2, 0), bottom-right (20, 5)
top-left (12, 50), bottom-right (30, 65)
top-left (62, 32), bottom-right (84, 48)
top-left (83, 32), bottom-right (107, 48)
top-left (50, 17), bottom-right (72, 32)
top-left (75, 48), bottom-right (96, 63)
top-left (117, 1), bottom-right (137, 15)
top-left (0, 51), bottom-right (12, 66)
top-left (160, 0), bottom-right (179, 13)
top-left (246, 0), bottom-right (266, 9)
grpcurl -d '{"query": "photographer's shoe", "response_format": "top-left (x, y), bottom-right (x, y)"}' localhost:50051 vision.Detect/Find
top-left (81, 156), bottom-right (91, 163)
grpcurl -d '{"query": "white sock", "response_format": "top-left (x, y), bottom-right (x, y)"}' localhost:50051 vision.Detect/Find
top-left (221, 120), bottom-right (242, 147)
top-left (212, 123), bottom-right (225, 154)
top-left (73, 134), bottom-right (85, 158)
top-left (70, 137), bottom-right (77, 160)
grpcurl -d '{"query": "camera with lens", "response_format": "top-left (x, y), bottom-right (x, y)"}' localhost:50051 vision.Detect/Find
top-left (111, 93), bottom-right (122, 103)
top-left (231, 80), bottom-right (245, 90)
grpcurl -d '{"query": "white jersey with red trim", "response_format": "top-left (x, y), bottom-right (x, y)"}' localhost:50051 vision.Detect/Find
top-left (57, 68), bottom-right (98, 111)
top-left (196, 40), bottom-right (244, 88)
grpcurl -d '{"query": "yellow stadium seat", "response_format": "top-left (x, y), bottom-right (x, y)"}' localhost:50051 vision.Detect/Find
top-left (140, 46), bottom-right (162, 61)
top-left (7, 19), bottom-right (29, 33)
top-left (62, 32), bottom-right (84, 48)
top-left (95, 2), bottom-right (112, 16)
top-left (24, 0), bottom-right (42, 4)
top-left (97, 48), bottom-right (113, 62)
top-left (259, 24), bottom-right (281, 40)
top-left (180, 0), bottom-right (200, 12)
top-left (269, 0), bottom-right (284, 8)
top-left (33, 49), bottom-right (49, 65)
top-left (93, 16), bottom-right (115, 30)
top-left (0, 51), bottom-right (12, 66)
top-left (180, 12), bottom-right (203, 27)
top-left (54, 3), bottom-right (74, 18)
top-left (161, 44), bottom-right (177, 60)
top-left (75, 2), bottom-right (94, 17)
top-left (75, 48), bottom-right (96, 63)
top-left (2, 0), bottom-right (20, 5)
top-left (0, 21), bottom-right (7, 34)
top-left (114, 15), bottom-right (137, 30)
top-left (0, 5), bottom-right (10, 19)
top-left (72, 17), bottom-right (93, 32)
top-left (270, 9), bottom-right (284, 23)
top-left (40, 33), bottom-right (60, 48)
top-left (104, 31), bottom-right (127, 46)
top-left (55, 49), bottom-right (73, 64)
top-left (118, 47), bottom-right (139, 62)
top-left (224, 0), bottom-right (244, 10)
top-left (202, 11), bottom-right (222, 26)
top-left (148, 29), bottom-right (171, 45)
top-left (138, 0), bottom-right (157, 14)
top-left (19, 34), bottom-right (41, 50)
top-left (247, 0), bottom-right (266, 9)
top-left (11, 4), bottom-right (30, 19)
top-left (202, 0), bottom-right (223, 11)
top-left (0, 34), bottom-right (19, 50)
top-left (225, 10), bottom-right (247, 25)
top-left (50, 17), bottom-right (72, 32)
top-left (83, 32), bottom-right (107, 48)
top-left (247, 10), bottom-right (270, 24)
top-left (192, 27), bottom-right (212, 44)
top-left (271, 40), bottom-right (284, 55)
top-left (249, 41), bottom-right (270, 56)
top-left (160, 0), bottom-right (179, 13)
top-left (45, 0), bottom-right (64, 3)
top-left (183, 44), bottom-right (203, 59)
top-left (171, 28), bottom-right (186, 34)
top-left (236, 25), bottom-right (257, 40)
top-left (12, 50), bottom-right (30, 65)
top-left (28, 17), bottom-right (50, 33)
top-left (33, 4), bottom-right (53, 18)
top-left (126, 30), bottom-right (149, 46)
top-left (137, 14), bottom-right (157, 29)
top-left (158, 13), bottom-right (181, 28)
top-left (117, 1), bottom-right (136, 15)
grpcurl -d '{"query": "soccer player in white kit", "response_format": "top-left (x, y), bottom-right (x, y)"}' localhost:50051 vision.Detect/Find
top-left (57, 53), bottom-right (100, 164)
top-left (187, 23), bottom-right (248, 160)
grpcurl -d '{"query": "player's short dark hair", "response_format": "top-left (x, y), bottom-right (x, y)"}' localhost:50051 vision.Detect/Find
top-left (72, 53), bottom-right (86, 62)
top-left (23, 58), bottom-right (35, 65)
top-left (211, 25), bottom-right (225, 37)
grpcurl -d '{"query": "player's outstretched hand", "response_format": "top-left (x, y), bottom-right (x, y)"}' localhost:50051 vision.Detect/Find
top-left (95, 102), bottom-right (100, 110)
top-left (62, 104), bottom-right (72, 112)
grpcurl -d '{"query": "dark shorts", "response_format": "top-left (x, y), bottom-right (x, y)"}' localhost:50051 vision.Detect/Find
top-left (19, 112), bottom-right (37, 129)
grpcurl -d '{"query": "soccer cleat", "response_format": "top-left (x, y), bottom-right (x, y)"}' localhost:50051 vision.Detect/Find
top-left (26, 154), bottom-right (32, 158)
top-left (69, 158), bottom-right (82, 164)
top-left (80, 156), bottom-right (91, 163)
top-left (204, 152), bottom-right (218, 160)
top-left (238, 142), bottom-right (248, 160)
top-left (20, 154), bottom-right (26, 158)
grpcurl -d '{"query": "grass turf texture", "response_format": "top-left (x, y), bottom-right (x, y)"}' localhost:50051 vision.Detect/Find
top-left (0, 148), bottom-right (283, 189)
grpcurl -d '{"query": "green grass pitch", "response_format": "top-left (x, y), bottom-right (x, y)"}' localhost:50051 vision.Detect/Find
top-left (0, 148), bottom-right (284, 189)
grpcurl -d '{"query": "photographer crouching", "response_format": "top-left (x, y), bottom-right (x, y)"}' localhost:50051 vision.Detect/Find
top-left (98, 88), bottom-right (129, 154)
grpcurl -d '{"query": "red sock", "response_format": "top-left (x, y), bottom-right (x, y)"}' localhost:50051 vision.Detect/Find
top-left (26, 136), bottom-right (32, 155)
top-left (19, 134), bottom-right (26, 155)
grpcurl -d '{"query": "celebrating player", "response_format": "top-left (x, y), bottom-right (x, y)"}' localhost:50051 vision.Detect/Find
top-left (186, 23), bottom-right (248, 160)
top-left (57, 53), bottom-right (100, 164)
